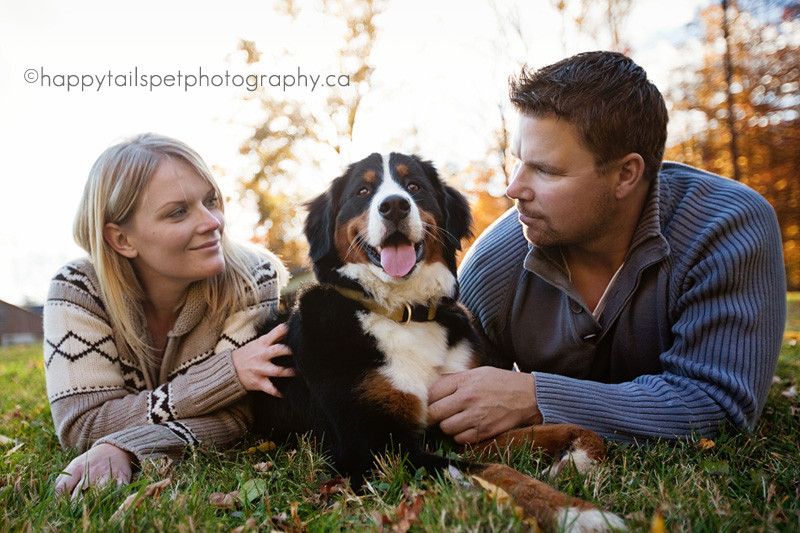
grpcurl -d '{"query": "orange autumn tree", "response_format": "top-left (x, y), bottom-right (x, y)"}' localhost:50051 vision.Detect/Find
top-left (666, 1), bottom-right (800, 289)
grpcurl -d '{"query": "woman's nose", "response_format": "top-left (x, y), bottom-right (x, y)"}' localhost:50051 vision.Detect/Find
top-left (197, 206), bottom-right (223, 233)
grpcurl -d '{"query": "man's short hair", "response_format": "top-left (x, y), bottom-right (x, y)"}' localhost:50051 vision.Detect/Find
top-left (509, 51), bottom-right (668, 182)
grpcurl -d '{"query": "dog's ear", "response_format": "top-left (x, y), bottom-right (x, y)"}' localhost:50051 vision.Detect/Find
top-left (304, 188), bottom-right (335, 263)
top-left (442, 184), bottom-right (473, 251)
top-left (412, 155), bottom-right (473, 251)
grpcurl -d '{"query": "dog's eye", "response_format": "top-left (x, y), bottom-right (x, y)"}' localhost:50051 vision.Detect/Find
top-left (358, 187), bottom-right (371, 196)
top-left (407, 182), bottom-right (420, 193)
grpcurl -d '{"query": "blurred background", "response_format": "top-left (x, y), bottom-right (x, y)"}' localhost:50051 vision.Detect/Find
top-left (1, 0), bottom-right (798, 317)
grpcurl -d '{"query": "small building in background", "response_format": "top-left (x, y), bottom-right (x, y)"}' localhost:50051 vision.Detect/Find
top-left (0, 300), bottom-right (43, 346)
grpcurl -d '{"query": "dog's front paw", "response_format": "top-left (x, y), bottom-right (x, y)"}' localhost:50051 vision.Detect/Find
top-left (543, 448), bottom-right (597, 479)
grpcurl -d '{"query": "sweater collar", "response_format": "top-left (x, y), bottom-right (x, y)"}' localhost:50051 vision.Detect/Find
top-left (169, 282), bottom-right (209, 337)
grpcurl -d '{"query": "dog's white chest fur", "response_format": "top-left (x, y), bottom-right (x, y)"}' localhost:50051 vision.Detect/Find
top-left (357, 312), bottom-right (474, 423)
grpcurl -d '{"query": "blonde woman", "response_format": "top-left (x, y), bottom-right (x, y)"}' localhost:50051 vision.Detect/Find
top-left (44, 133), bottom-right (293, 497)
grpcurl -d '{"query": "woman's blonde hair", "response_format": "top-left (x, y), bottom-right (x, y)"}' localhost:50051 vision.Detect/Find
top-left (74, 132), bottom-right (286, 366)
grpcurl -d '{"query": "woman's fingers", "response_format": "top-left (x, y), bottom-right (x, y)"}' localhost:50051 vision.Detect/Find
top-left (55, 444), bottom-right (134, 498)
top-left (55, 468), bottom-right (81, 498)
top-left (260, 323), bottom-right (288, 346)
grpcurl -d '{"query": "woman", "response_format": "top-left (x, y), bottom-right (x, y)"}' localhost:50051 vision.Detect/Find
top-left (44, 133), bottom-right (293, 497)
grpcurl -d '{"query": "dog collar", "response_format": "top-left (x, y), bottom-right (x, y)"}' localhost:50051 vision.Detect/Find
top-left (334, 287), bottom-right (437, 325)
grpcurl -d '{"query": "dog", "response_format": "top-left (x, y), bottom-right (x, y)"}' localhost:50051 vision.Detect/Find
top-left (252, 153), bottom-right (625, 532)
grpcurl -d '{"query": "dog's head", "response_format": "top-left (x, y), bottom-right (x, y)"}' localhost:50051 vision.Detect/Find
top-left (305, 153), bottom-right (472, 302)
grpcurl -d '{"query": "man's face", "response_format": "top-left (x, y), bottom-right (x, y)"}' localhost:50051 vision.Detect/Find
top-left (506, 114), bottom-right (618, 250)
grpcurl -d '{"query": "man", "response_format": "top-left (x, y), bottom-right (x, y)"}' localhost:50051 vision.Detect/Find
top-left (428, 51), bottom-right (786, 444)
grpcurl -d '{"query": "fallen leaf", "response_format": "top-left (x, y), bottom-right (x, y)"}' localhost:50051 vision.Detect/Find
top-left (253, 461), bottom-right (274, 473)
top-left (650, 509), bottom-right (667, 533)
top-left (243, 441), bottom-right (277, 454)
top-left (700, 460), bottom-right (730, 476)
top-left (319, 477), bottom-right (347, 503)
top-left (470, 475), bottom-right (514, 506)
top-left (695, 438), bottom-right (715, 451)
top-left (0, 435), bottom-right (12, 446)
top-left (240, 479), bottom-right (268, 506)
top-left (231, 517), bottom-right (259, 533)
top-left (290, 501), bottom-right (305, 530)
top-left (782, 386), bottom-right (797, 399)
top-left (5, 443), bottom-right (24, 456)
top-left (209, 490), bottom-right (240, 510)
top-left (111, 477), bottom-right (171, 521)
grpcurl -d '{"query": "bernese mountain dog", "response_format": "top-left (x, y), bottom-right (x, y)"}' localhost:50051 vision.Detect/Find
top-left (252, 153), bottom-right (625, 532)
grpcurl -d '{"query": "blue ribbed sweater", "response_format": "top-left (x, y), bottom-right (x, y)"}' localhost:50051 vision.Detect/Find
top-left (458, 162), bottom-right (786, 442)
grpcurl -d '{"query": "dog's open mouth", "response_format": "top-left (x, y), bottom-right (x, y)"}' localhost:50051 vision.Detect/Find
top-left (362, 232), bottom-right (425, 278)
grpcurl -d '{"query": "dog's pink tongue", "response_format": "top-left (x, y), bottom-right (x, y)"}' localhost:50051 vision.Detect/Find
top-left (380, 243), bottom-right (417, 278)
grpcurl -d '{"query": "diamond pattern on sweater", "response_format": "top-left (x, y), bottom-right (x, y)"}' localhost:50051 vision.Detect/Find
top-left (45, 332), bottom-right (115, 368)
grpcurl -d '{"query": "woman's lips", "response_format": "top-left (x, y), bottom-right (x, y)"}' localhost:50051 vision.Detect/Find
top-left (192, 240), bottom-right (220, 251)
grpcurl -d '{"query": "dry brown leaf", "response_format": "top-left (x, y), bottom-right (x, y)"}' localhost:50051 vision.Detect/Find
top-left (470, 475), bottom-right (513, 506)
top-left (209, 490), bottom-right (241, 510)
top-left (110, 477), bottom-right (171, 521)
top-left (290, 501), bottom-right (305, 530)
top-left (253, 461), bottom-right (274, 473)
top-left (319, 477), bottom-right (347, 503)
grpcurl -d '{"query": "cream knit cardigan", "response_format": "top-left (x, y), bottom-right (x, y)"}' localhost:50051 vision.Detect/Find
top-left (43, 254), bottom-right (282, 462)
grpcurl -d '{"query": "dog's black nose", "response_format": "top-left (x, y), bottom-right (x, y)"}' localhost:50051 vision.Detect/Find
top-left (379, 195), bottom-right (411, 223)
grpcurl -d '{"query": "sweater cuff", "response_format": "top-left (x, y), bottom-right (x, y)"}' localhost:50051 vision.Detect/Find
top-left (95, 426), bottom-right (185, 464)
top-left (172, 349), bottom-right (247, 418)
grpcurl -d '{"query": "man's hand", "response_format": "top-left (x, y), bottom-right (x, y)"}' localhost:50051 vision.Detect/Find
top-left (55, 443), bottom-right (135, 499)
top-left (232, 323), bottom-right (295, 397)
top-left (427, 367), bottom-right (543, 444)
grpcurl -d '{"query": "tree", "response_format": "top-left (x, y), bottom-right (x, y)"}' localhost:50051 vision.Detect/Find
top-left (234, 0), bottom-right (386, 268)
top-left (548, 0), bottom-right (635, 53)
top-left (666, 2), bottom-right (800, 289)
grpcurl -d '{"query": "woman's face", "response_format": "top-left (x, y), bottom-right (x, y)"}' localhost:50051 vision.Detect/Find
top-left (112, 158), bottom-right (226, 297)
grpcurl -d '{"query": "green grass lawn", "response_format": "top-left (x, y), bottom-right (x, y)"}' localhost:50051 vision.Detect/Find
top-left (2, 297), bottom-right (799, 532)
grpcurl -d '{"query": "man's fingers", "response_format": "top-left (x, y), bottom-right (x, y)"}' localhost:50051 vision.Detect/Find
top-left (427, 372), bottom-right (460, 404)
top-left (453, 427), bottom-right (480, 445)
top-left (437, 408), bottom-right (476, 437)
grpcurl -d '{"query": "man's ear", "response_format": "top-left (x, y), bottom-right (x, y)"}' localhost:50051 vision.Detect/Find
top-left (103, 223), bottom-right (138, 258)
top-left (614, 153), bottom-right (646, 200)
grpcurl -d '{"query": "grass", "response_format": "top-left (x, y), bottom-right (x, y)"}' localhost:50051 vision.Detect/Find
top-left (1, 296), bottom-right (799, 532)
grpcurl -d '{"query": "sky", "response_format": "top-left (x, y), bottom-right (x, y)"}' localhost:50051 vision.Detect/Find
top-left (0, 0), bottom-right (710, 306)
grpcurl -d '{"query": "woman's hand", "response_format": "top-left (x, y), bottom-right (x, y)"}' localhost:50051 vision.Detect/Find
top-left (232, 323), bottom-right (295, 397)
top-left (55, 443), bottom-right (135, 499)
